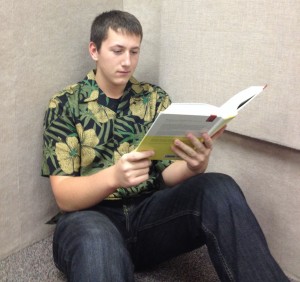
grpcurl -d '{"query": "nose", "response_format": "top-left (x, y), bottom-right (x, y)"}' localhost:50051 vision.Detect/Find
top-left (121, 51), bottom-right (131, 67)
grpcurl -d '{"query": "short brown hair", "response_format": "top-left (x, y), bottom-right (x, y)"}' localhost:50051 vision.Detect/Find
top-left (90, 10), bottom-right (143, 50)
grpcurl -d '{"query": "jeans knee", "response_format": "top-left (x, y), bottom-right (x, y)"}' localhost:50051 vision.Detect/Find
top-left (71, 214), bottom-right (123, 255)
top-left (55, 211), bottom-right (124, 259)
top-left (197, 173), bottom-right (246, 210)
top-left (206, 172), bottom-right (242, 194)
top-left (54, 211), bottom-right (134, 280)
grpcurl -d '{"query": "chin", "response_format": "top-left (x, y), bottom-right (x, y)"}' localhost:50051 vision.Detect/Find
top-left (113, 78), bottom-right (130, 86)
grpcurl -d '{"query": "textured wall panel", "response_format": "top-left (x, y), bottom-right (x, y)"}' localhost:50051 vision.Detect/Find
top-left (123, 0), bottom-right (162, 84)
top-left (159, 0), bottom-right (300, 149)
top-left (0, 0), bottom-right (21, 258)
top-left (0, 0), bottom-right (122, 260)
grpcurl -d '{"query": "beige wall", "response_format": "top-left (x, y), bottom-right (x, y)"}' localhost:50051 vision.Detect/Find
top-left (124, 0), bottom-right (162, 84)
top-left (158, 0), bottom-right (300, 150)
top-left (0, 0), bottom-right (123, 258)
top-left (0, 0), bottom-right (299, 280)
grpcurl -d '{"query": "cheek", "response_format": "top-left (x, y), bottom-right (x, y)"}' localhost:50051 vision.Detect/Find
top-left (98, 58), bottom-right (116, 71)
top-left (132, 56), bottom-right (140, 67)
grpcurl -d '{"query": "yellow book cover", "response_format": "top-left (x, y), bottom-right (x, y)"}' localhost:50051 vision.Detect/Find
top-left (136, 85), bottom-right (267, 160)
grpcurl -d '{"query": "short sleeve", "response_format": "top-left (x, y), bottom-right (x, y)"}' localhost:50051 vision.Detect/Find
top-left (41, 91), bottom-right (80, 177)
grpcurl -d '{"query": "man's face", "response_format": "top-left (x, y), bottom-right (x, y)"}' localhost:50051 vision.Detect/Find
top-left (93, 28), bottom-right (141, 90)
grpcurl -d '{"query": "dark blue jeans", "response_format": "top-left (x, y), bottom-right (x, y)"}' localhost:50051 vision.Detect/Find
top-left (53, 173), bottom-right (289, 282)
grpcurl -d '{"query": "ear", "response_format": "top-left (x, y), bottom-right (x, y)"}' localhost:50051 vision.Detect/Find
top-left (89, 42), bottom-right (99, 61)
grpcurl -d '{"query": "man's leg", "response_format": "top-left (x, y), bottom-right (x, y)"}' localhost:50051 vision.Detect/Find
top-left (130, 173), bottom-right (289, 282)
top-left (53, 210), bottom-right (134, 282)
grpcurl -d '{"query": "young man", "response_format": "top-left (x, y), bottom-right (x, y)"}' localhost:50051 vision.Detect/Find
top-left (42, 10), bottom-right (289, 282)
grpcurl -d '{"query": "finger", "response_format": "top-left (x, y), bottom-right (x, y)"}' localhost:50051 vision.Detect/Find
top-left (202, 133), bottom-right (213, 149)
top-left (135, 159), bottom-right (152, 169)
top-left (126, 150), bottom-right (154, 162)
top-left (186, 133), bottom-right (207, 153)
top-left (172, 140), bottom-right (199, 162)
top-left (123, 169), bottom-right (150, 187)
top-left (171, 143), bottom-right (194, 161)
top-left (211, 125), bottom-right (226, 140)
top-left (133, 167), bottom-right (150, 178)
top-left (174, 138), bottom-right (198, 157)
top-left (123, 158), bottom-right (152, 170)
top-left (129, 173), bottom-right (150, 186)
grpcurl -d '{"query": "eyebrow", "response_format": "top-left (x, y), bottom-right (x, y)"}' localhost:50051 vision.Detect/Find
top-left (111, 44), bottom-right (140, 50)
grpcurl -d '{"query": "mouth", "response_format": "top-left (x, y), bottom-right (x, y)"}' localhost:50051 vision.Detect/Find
top-left (117, 70), bottom-right (131, 76)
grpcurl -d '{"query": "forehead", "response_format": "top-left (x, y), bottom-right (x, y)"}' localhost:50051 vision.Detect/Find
top-left (103, 28), bottom-right (142, 47)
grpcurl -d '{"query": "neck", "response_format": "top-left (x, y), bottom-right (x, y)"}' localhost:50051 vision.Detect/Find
top-left (95, 73), bottom-right (126, 99)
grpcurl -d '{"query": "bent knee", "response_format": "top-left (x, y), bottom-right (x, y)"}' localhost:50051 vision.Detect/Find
top-left (55, 210), bottom-right (123, 248)
top-left (63, 213), bottom-right (125, 256)
top-left (199, 173), bottom-right (245, 201)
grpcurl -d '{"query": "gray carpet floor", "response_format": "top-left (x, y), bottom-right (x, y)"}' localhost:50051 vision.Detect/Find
top-left (0, 235), bottom-right (220, 281)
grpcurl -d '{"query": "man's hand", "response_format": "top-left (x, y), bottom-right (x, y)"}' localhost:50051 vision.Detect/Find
top-left (170, 126), bottom-right (226, 174)
top-left (113, 150), bottom-right (154, 188)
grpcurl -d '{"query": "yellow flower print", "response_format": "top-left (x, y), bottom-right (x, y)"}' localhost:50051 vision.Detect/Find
top-left (64, 84), bottom-right (78, 93)
top-left (132, 82), bottom-right (154, 94)
top-left (132, 84), bottom-right (143, 94)
top-left (114, 142), bottom-right (135, 163)
top-left (48, 84), bottom-right (77, 109)
top-left (88, 102), bottom-right (116, 123)
top-left (142, 84), bottom-right (154, 93)
top-left (55, 137), bottom-right (80, 174)
top-left (86, 70), bottom-right (96, 80)
top-left (130, 91), bottom-right (158, 122)
top-left (76, 124), bottom-right (99, 167)
top-left (84, 90), bottom-right (99, 102)
top-left (49, 98), bottom-right (60, 108)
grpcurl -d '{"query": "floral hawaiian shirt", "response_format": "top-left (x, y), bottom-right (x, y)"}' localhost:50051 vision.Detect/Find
top-left (42, 70), bottom-right (173, 199)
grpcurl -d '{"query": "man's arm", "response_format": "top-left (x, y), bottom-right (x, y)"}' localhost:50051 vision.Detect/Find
top-left (50, 150), bottom-right (154, 212)
top-left (162, 126), bottom-right (226, 187)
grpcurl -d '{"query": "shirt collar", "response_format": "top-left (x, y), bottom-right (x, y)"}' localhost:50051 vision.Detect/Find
top-left (80, 70), bottom-right (141, 103)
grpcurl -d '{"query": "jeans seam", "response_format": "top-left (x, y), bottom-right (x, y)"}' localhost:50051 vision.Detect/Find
top-left (137, 210), bottom-right (201, 232)
top-left (201, 223), bottom-right (235, 282)
top-left (53, 239), bottom-right (70, 275)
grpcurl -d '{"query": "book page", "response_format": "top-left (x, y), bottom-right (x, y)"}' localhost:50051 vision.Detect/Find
top-left (163, 103), bottom-right (219, 115)
top-left (220, 85), bottom-right (266, 112)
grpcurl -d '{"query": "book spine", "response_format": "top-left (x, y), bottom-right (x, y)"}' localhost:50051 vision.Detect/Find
top-left (208, 116), bottom-right (235, 136)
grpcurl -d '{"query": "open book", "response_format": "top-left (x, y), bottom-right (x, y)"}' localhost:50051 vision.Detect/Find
top-left (135, 85), bottom-right (267, 160)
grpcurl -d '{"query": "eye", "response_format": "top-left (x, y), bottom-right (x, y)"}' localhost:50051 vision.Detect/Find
top-left (130, 49), bottom-right (140, 55)
top-left (112, 48), bottom-right (123, 55)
